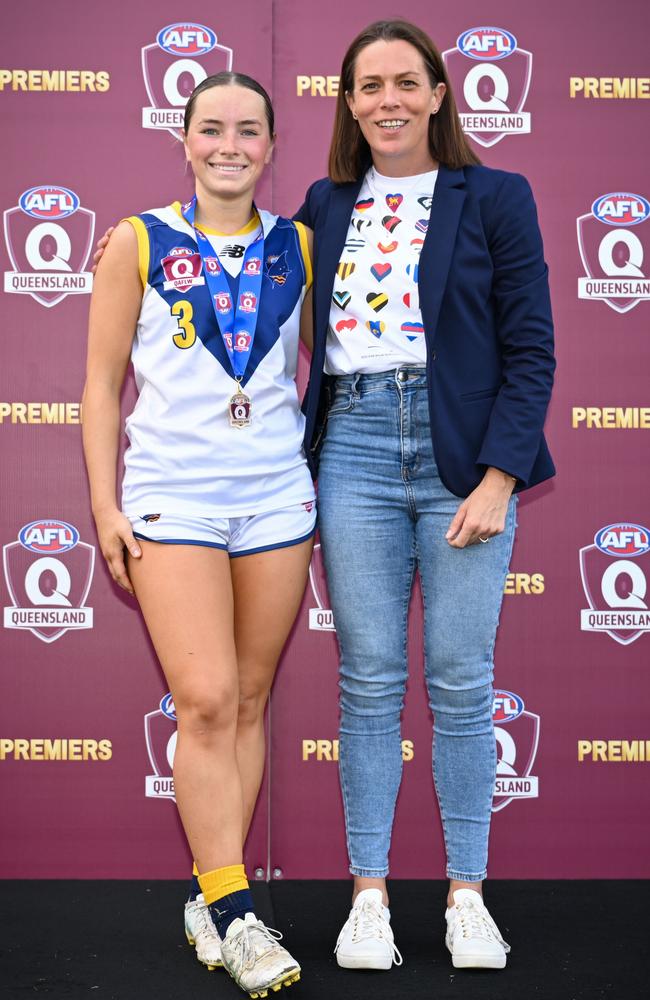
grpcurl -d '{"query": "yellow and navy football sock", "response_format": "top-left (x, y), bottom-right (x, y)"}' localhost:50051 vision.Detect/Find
top-left (188, 861), bottom-right (201, 902)
top-left (198, 864), bottom-right (255, 938)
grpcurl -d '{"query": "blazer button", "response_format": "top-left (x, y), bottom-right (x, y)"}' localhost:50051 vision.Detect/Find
top-left (431, 351), bottom-right (437, 361)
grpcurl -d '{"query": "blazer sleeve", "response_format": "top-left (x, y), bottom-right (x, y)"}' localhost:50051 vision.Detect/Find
top-left (475, 172), bottom-right (556, 487)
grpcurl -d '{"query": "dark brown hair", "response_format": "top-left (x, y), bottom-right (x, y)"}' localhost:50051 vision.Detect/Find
top-left (183, 71), bottom-right (275, 136)
top-left (328, 20), bottom-right (480, 182)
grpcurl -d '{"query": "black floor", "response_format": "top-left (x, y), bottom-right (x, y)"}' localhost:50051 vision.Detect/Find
top-left (0, 880), bottom-right (641, 999)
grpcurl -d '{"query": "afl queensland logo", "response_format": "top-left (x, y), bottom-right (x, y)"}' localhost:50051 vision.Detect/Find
top-left (141, 23), bottom-right (233, 140)
top-left (3, 520), bottom-right (95, 643)
top-left (308, 542), bottom-right (335, 632)
top-left (580, 523), bottom-right (650, 645)
top-left (492, 689), bottom-right (539, 812)
top-left (577, 193), bottom-right (650, 313)
top-left (145, 692), bottom-right (178, 800)
top-left (442, 27), bottom-right (532, 147)
top-left (3, 186), bottom-right (95, 307)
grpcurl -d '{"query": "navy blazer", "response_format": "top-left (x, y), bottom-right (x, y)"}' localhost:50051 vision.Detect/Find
top-left (294, 164), bottom-right (556, 498)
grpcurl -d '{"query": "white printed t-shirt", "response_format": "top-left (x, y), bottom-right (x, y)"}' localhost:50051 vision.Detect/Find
top-left (325, 167), bottom-right (438, 375)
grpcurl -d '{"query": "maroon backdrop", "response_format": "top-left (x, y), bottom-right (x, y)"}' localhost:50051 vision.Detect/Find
top-left (1, 0), bottom-right (649, 881)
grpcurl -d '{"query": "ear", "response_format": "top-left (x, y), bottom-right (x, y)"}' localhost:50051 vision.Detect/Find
top-left (181, 130), bottom-right (191, 163)
top-left (264, 134), bottom-right (276, 165)
top-left (431, 82), bottom-right (447, 114)
top-left (345, 90), bottom-right (357, 119)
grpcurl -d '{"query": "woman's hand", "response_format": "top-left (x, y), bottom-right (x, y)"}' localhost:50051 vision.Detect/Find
top-left (91, 226), bottom-right (114, 273)
top-left (445, 467), bottom-right (515, 548)
top-left (93, 506), bottom-right (142, 594)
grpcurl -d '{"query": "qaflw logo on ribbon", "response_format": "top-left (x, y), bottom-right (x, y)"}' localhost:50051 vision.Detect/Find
top-left (442, 27), bottom-right (532, 147)
top-left (3, 187), bottom-right (94, 307)
top-left (141, 23), bottom-right (233, 139)
top-left (580, 523), bottom-right (650, 645)
top-left (577, 193), bottom-right (650, 313)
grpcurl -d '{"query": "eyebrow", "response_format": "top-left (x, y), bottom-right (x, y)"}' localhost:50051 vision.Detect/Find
top-left (358, 71), bottom-right (423, 81)
top-left (197, 118), bottom-right (263, 126)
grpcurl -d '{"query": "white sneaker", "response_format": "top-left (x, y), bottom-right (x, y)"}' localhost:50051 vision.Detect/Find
top-left (184, 893), bottom-right (223, 970)
top-left (335, 888), bottom-right (403, 970)
top-left (220, 912), bottom-right (301, 997)
top-left (445, 888), bottom-right (511, 969)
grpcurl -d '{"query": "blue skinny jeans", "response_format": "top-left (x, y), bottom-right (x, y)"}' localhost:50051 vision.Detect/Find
top-left (317, 367), bottom-right (516, 881)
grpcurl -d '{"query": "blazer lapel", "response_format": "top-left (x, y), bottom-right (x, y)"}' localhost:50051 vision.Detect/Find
top-left (314, 180), bottom-right (363, 367)
top-left (419, 165), bottom-right (466, 340)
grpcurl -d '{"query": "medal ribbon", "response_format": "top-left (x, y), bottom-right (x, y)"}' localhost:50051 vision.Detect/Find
top-left (181, 196), bottom-right (263, 385)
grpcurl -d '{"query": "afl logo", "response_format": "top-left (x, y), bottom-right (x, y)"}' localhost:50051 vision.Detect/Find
top-left (594, 523), bottom-right (650, 558)
top-left (18, 519), bottom-right (79, 553)
top-left (492, 690), bottom-right (524, 723)
top-left (160, 693), bottom-right (177, 720)
top-left (457, 27), bottom-right (517, 60)
top-left (591, 193), bottom-right (650, 227)
top-left (18, 186), bottom-right (79, 220)
top-left (156, 23), bottom-right (216, 56)
top-left (168, 246), bottom-right (193, 257)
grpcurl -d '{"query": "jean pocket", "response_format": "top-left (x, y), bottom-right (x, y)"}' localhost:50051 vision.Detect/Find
top-left (328, 387), bottom-right (356, 415)
top-left (460, 386), bottom-right (500, 402)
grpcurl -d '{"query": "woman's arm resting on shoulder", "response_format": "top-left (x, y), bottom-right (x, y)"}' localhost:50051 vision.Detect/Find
top-left (91, 226), bottom-right (114, 273)
top-left (82, 221), bottom-right (143, 594)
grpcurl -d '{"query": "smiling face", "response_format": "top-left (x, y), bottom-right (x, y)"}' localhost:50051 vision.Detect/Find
top-left (183, 85), bottom-right (274, 204)
top-left (346, 39), bottom-right (446, 177)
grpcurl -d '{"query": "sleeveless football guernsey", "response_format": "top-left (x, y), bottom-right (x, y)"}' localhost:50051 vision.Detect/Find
top-left (121, 203), bottom-right (314, 517)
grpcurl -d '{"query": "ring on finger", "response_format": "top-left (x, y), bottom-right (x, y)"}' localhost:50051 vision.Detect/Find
top-left (478, 536), bottom-right (490, 543)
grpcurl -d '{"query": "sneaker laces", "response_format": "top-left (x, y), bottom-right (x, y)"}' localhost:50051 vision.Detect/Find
top-left (193, 902), bottom-right (220, 941)
top-left (454, 897), bottom-right (511, 953)
top-left (335, 899), bottom-right (403, 966)
top-left (232, 918), bottom-right (285, 971)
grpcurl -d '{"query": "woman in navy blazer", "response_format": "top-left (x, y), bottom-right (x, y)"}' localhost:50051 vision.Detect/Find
top-left (295, 20), bottom-right (554, 972)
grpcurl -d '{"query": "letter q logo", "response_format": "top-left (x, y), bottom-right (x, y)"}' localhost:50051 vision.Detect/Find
top-left (141, 24), bottom-right (233, 140)
top-left (3, 187), bottom-right (95, 307)
top-left (577, 193), bottom-right (650, 313)
top-left (442, 27), bottom-right (533, 147)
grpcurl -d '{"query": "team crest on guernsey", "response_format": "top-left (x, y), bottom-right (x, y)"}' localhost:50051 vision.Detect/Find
top-left (161, 251), bottom-right (204, 291)
top-left (141, 24), bottom-right (233, 140)
top-left (266, 250), bottom-right (291, 286)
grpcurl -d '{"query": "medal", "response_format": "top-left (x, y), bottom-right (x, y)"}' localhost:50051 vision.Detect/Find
top-left (181, 196), bottom-right (263, 428)
top-left (229, 384), bottom-right (252, 428)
